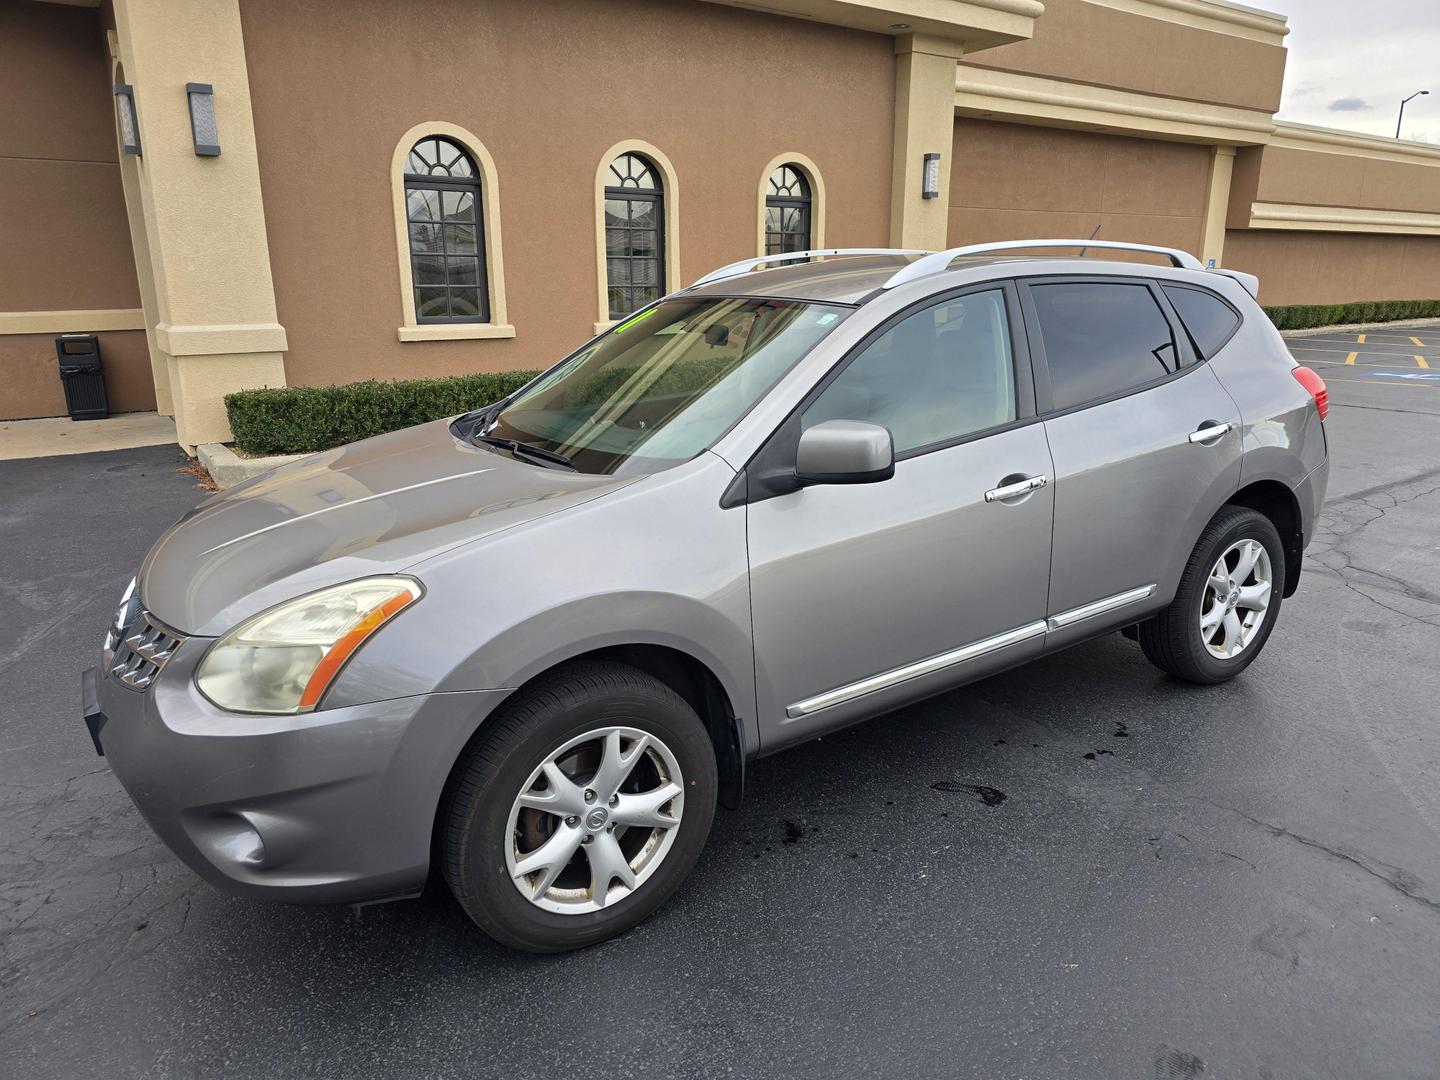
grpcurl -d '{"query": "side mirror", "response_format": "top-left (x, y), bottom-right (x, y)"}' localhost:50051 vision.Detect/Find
top-left (795, 420), bottom-right (894, 485)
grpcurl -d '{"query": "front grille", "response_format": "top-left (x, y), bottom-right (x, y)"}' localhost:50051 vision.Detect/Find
top-left (106, 609), bottom-right (186, 691)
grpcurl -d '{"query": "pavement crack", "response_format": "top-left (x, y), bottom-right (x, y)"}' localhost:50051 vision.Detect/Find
top-left (1216, 804), bottom-right (1439, 914)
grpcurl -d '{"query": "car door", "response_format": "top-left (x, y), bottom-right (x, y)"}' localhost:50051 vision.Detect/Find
top-left (744, 284), bottom-right (1055, 751)
top-left (1020, 276), bottom-right (1243, 646)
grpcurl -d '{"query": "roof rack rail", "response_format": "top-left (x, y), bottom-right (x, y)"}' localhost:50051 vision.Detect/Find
top-left (881, 239), bottom-right (1206, 290)
top-left (690, 248), bottom-right (928, 289)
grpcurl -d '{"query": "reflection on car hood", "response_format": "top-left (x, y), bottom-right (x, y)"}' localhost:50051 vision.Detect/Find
top-left (140, 420), bottom-right (636, 635)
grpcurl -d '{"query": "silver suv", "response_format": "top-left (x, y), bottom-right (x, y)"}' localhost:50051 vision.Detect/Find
top-left (85, 241), bottom-right (1330, 952)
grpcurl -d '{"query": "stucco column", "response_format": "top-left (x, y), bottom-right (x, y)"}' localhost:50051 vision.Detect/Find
top-left (1201, 145), bottom-right (1237, 268)
top-left (110, 0), bottom-right (286, 450)
top-left (890, 34), bottom-right (965, 251)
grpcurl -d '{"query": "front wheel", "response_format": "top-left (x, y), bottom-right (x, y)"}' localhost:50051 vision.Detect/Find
top-left (440, 662), bottom-right (717, 953)
top-left (1137, 506), bottom-right (1286, 684)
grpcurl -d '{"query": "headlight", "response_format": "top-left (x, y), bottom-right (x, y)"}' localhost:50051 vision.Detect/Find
top-left (195, 576), bottom-right (422, 715)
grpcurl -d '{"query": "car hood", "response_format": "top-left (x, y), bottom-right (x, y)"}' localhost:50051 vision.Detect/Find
top-left (140, 419), bottom-right (637, 636)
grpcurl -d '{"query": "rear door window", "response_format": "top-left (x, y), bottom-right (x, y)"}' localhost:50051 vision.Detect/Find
top-left (1029, 282), bottom-right (1179, 411)
top-left (1162, 284), bottom-right (1241, 359)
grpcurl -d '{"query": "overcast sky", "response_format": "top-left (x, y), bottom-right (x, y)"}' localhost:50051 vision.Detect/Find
top-left (1276, 0), bottom-right (1440, 142)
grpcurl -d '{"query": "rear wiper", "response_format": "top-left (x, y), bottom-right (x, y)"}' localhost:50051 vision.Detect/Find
top-left (470, 433), bottom-right (576, 471)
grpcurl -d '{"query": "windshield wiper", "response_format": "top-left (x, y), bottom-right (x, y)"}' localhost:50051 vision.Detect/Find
top-left (469, 433), bottom-right (576, 471)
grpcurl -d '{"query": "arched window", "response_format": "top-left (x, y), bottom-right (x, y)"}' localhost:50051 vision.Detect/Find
top-left (405, 136), bottom-right (488, 322)
top-left (604, 153), bottom-right (666, 319)
top-left (765, 164), bottom-right (812, 255)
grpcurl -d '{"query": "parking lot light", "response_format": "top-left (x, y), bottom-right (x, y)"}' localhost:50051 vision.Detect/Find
top-left (1396, 89), bottom-right (1429, 139)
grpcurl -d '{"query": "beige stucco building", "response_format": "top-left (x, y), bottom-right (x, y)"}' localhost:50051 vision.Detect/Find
top-left (4, 0), bottom-right (1440, 446)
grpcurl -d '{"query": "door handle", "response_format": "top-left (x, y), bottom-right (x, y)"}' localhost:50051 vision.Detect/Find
top-left (1188, 421), bottom-right (1233, 445)
top-left (984, 474), bottom-right (1048, 503)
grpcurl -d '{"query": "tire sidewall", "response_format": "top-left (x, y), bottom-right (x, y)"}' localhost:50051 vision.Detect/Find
top-left (457, 681), bottom-right (717, 952)
top-left (1182, 510), bottom-right (1286, 680)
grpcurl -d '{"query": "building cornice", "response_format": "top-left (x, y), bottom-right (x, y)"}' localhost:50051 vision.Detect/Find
top-left (1082, 0), bottom-right (1287, 45)
top-left (956, 65), bottom-right (1275, 145)
top-left (696, 0), bottom-right (1044, 49)
top-left (1246, 202), bottom-right (1440, 236)
top-left (1271, 120), bottom-right (1440, 167)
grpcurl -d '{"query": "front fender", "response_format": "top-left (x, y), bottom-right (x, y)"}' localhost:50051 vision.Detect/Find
top-left (323, 453), bottom-right (758, 752)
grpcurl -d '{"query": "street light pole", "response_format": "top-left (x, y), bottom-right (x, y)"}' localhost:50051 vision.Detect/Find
top-left (1397, 89), bottom-right (1430, 139)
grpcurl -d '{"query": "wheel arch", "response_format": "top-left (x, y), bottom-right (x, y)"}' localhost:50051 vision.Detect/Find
top-left (429, 644), bottom-right (746, 883)
top-left (1228, 479), bottom-right (1304, 597)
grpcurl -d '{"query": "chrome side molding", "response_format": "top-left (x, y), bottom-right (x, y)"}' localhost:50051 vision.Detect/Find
top-left (1047, 584), bottom-right (1156, 629)
top-left (785, 620), bottom-right (1047, 719)
top-left (785, 584), bottom-right (1158, 719)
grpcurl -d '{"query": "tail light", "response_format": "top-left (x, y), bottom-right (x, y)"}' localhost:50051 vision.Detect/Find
top-left (1292, 366), bottom-right (1328, 421)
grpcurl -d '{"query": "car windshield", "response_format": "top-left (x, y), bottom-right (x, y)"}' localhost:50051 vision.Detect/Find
top-left (479, 296), bottom-right (851, 475)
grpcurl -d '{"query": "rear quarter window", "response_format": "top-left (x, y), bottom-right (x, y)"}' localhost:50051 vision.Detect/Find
top-left (1162, 285), bottom-right (1241, 359)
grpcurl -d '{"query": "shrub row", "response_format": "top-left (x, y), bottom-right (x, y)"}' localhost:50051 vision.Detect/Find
top-left (1262, 299), bottom-right (1440, 331)
top-left (225, 370), bottom-right (538, 455)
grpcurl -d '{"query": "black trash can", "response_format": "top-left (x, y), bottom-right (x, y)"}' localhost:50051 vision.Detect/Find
top-left (56, 333), bottom-right (109, 420)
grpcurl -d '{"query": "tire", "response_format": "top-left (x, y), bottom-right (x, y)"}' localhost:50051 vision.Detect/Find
top-left (1137, 505), bottom-right (1286, 685)
top-left (441, 661), bottom-right (717, 953)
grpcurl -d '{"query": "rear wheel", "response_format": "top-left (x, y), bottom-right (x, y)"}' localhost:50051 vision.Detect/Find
top-left (441, 662), bottom-right (717, 952)
top-left (1138, 506), bottom-right (1285, 684)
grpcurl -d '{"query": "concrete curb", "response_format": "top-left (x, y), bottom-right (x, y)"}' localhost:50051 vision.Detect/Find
top-left (197, 442), bottom-right (308, 489)
top-left (1280, 317), bottom-right (1440, 339)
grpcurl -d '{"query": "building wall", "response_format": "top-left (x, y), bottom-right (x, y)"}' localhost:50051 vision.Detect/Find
top-left (962, 0), bottom-right (1286, 115)
top-left (0, 330), bottom-right (155, 421)
top-left (949, 119), bottom-right (1212, 254)
top-left (1226, 231), bottom-right (1440, 307)
top-left (1253, 147), bottom-right (1440, 214)
top-left (238, 0), bottom-right (896, 389)
top-left (0, 1), bottom-right (152, 421)
top-left (1222, 133), bottom-right (1440, 304)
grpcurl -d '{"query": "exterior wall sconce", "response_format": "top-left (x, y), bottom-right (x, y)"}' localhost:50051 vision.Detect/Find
top-left (113, 84), bottom-right (141, 156)
top-left (922, 152), bottom-right (941, 199)
top-left (186, 83), bottom-right (221, 157)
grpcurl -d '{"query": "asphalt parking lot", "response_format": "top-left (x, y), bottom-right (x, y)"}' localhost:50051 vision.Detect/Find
top-left (3, 328), bottom-right (1439, 1079)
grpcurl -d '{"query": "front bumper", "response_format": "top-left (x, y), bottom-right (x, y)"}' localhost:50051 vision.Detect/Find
top-left (89, 642), bottom-right (511, 905)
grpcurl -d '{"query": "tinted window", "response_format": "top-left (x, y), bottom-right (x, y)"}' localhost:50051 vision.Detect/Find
top-left (1163, 285), bottom-right (1241, 359)
top-left (803, 289), bottom-right (1015, 454)
top-left (1031, 282), bottom-right (1178, 411)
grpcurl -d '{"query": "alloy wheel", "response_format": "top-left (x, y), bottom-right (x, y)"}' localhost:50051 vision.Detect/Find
top-left (1199, 538), bottom-right (1273, 659)
top-left (504, 727), bottom-right (684, 914)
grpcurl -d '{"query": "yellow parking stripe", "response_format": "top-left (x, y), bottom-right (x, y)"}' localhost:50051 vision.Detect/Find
top-left (1345, 351), bottom-right (1357, 365)
top-left (1411, 336), bottom-right (1426, 347)
top-left (1290, 344), bottom-right (1436, 357)
top-left (1357, 333), bottom-right (1367, 344)
top-left (1418, 355), bottom-right (1431, 369)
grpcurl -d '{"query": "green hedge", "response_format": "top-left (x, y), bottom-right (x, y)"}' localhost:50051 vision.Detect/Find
top-left (1263, 299), bottom-right (1440, 331)
top-left (225, 370), bottom-right (538, 455)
